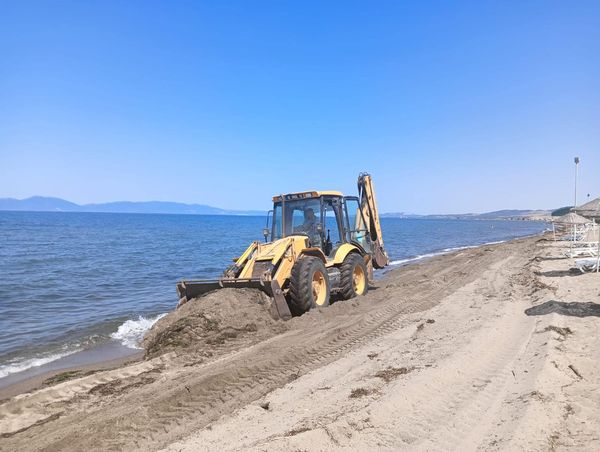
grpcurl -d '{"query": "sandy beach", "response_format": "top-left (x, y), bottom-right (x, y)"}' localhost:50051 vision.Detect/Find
top-left (1, 235), bottom-right (598, 451)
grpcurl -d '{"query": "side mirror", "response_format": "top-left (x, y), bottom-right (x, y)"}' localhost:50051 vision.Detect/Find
top-left (263, 209), bottom-right (273, 243)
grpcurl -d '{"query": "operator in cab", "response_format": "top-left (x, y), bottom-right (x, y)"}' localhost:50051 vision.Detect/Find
top-left (295, 207), bottom-right (321, 246)
top-left (300, 208), bottom-right (316, 230)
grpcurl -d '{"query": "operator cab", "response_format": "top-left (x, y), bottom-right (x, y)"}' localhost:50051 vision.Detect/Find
top-left (266, 191), bottom-right (374, 257)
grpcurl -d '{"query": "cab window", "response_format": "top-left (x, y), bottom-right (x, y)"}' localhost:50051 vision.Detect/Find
top-left (272, 198), bottom-right (321, 245)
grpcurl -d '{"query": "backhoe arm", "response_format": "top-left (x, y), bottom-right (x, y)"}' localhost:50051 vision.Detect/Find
top-left (357, 173), bottom-right (389, 268)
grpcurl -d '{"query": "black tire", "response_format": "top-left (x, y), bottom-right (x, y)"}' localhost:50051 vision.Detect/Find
top-left (289, 256), bottom-right (330, 314)
top-left (339, 253), bottom-right (369, 300)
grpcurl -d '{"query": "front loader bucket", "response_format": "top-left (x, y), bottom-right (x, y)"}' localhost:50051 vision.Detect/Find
top-left (176, 278), bottom-right (292, 321)
top-left (176, 279), bottom-right (267, 301)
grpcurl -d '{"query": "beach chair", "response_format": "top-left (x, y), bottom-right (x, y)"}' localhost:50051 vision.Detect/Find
top-left (565, 249), bottom-right (597, 258)
top-left (558, 230), bottom-right (588, 242)
top-left (564, 242), bottom-right (599, 258)
top-left (575, 258), bottom-right (600, 273)
top-left (566, 224), bottom-right (595, 242)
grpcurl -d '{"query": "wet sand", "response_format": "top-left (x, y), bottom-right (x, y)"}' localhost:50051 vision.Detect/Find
top-left (0, 345), bottom-right (142, 401)
top-left (1, 236), bottom-right (599, 451)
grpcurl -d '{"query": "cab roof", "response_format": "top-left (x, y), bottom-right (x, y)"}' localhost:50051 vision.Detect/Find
top-left (272, 190), bottom-right (344, 202)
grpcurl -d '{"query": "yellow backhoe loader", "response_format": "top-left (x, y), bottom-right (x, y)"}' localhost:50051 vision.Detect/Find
top-left (176, 173), bottom-right (389, 320)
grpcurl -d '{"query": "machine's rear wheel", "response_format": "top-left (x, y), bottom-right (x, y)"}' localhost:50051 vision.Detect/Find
top-left (289, 256), bottom-right (330, 314)
top-left (340, 253), bottom-right (369, 299)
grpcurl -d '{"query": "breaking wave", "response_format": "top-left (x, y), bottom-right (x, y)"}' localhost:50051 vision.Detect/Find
top-left (110, 313), bottom-right (167, 349)
top-left (0, 350), bottom-right (80, 379)
top-left (0, 314), bottom-right (166, 381)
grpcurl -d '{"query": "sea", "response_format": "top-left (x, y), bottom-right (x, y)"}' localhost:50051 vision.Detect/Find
top-left (0, 211), bottom-right (548, 385)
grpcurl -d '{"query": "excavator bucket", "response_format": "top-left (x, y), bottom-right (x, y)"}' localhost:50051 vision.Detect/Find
top-left (176, 278), bottom-right (292, 320)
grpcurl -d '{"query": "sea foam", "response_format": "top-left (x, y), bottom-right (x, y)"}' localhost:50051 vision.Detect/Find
top-left (0, 314), bottom-right (166, 380)
top-left (0, 350), bottom-right (80, 379)
top-left (110, 313), bottom-right (167, 349)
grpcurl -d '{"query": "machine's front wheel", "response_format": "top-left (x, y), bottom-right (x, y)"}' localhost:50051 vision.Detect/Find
top-left (340, 253), bottom-right (369, 299)
top-left (289, 256), bottom-right (330, 314)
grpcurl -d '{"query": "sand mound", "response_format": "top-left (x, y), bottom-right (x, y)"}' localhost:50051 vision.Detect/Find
top-left (143, 288), bottom-right (287, 358)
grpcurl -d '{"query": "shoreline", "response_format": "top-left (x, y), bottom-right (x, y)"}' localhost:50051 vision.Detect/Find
top-left (380, 229), bottom-right (547, 272)
top-left (0, 234), bottom-right (542, 402)
top-left (0, 313), bottom-right (167, 394)
top-left (0, 343), bottom-right (142, 401)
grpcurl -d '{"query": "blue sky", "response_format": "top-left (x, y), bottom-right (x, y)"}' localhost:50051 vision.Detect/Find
top-left (1, 1), bottom-right (599, 214)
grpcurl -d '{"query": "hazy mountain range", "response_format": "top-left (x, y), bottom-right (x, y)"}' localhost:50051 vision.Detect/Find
top-left (381, 209), bottom-right (553, 220)
top-left (0, 196), bottom-right (265, 216)
top-left (0, 196), bottom-right (553, 220)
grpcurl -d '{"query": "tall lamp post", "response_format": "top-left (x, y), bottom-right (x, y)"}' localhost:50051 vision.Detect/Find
top-left (572, 157), bottom-right (580, 247)
top-left (574, 157), bottom-right (579, 209)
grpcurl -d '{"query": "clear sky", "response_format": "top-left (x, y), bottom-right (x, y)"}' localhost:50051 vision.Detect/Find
top-left (1, 1), bottom-right (599, 214)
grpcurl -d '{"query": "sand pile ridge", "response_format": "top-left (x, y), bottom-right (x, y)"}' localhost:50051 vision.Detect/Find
top-left (143, 288), bottom-right (287, 358)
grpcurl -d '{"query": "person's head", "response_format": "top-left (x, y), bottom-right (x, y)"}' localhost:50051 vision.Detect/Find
top-left (304, 208), bottom-right (315, 222)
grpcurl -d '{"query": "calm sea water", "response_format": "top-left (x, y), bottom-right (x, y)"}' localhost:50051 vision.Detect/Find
top-left (0, 211), bottom-right (547, 379)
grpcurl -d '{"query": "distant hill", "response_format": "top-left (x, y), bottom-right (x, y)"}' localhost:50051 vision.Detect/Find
top-left (0, 196), bottom-right (81, 212)
top-left (0, 196), bottom-right (265, 216)
top-left (551, 206), bottom-right (573, 217)
top-left (474, 209), bottom-right (553, 220)
top-left (382, 209), bottom-right (553, 221)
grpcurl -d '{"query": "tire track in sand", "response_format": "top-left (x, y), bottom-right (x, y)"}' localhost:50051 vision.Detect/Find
top-left (358, 247), bottom-right (547, 450)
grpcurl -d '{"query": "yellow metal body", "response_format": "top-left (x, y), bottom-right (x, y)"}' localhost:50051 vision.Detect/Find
top-left (229, 176), bottom-right (389, 293)
top-left (272, 190), bottom-right (343, 202)
top-left (358, 173), bottom-right (389, 268)
top-left (330, 243), bottom-right (360, 265)
top-left (311, 269), bottom-right (328, 306)
top-left (352, 264), bottom-right (367, 294)
top-left (232, 236), bottom-right (324, 289)
top-left (230, 235), bottom-right (374, 298)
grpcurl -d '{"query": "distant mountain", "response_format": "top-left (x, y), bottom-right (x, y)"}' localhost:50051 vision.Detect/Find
top-left (0, 196), bottom-right (265, 216)
top-left (82, 201), bottom-right (226, 215)
top-left (475, 209), bottom-right (552, 219)
top-left (382, 209), bottom-right (553, 221)
top-left (0, 196), bottom-right (81, 212)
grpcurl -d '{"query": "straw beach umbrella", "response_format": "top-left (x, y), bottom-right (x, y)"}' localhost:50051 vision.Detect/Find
top-left (572, 201), bottom-right (600, 271)
top-left (573, 197), bottom-right (600, 221)
top-left (552, 212), bottom-right (591, 249)
top-left (574, 199), bottom-right (600, 272)
top-left (553, 212), bottom-right (591, 225)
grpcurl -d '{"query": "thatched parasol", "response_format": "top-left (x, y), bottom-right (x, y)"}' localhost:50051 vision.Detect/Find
top-left (573, 197), bottom-right (600, 220)
top-left (553, 212), bottom-right (590, 224)
top-left (552, 212), bottom-right (591, 245)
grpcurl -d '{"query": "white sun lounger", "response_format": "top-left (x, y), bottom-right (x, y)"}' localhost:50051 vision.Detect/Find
top-left (558, 234), bottom-right (587, 242)
top-left (565, 242), bottom-right (599, 258)
top-left (566, 249), bottom-right (598, 258)
top-left (575, 258), bottom-right (600, 273)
